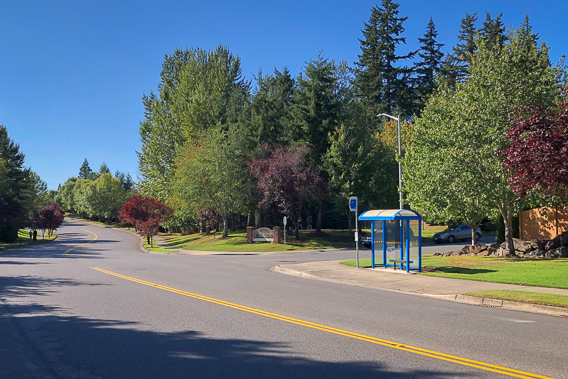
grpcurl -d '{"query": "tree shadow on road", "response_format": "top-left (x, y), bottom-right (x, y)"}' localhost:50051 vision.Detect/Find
top-left (0, 276), bottom-right (474, 379)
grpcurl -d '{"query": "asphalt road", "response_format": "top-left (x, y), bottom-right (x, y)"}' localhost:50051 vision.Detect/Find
top-left (1, 220), bottom-right (566, 378)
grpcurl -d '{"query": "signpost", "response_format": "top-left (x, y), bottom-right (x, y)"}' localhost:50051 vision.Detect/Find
top-left (349, 196), bottom-right (359, 268)
top-left (283, 216), bottom-right (287, 251)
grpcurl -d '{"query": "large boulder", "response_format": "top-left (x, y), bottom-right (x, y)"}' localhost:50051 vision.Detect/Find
top-left (526, 249), bottom-right (546, 258)
top-left (495, 247), bottom-right (512, 257)
top-left (500, 239), bottom-right (533, 254)
top-left (547, 246), bottom-right (568, 258)
top-left (530, 239), bottom-right (546, 251)
top-left (545, 235), bottom-right (562, 251)
top-left (560, 231), bottom-right (568, 247)
top-left (487, 244), bottom-right (499, 256)
top-left (512, 239), bottom-right (534, 254)
top-left (461, 244), bottom-right (487, 255)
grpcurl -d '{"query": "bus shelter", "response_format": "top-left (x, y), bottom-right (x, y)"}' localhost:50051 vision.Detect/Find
top-left (358, 209), bottom-right (423, 273)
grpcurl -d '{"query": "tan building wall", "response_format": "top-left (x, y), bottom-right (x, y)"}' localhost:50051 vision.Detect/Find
top-left (520, 207), bottom-right (568, 241)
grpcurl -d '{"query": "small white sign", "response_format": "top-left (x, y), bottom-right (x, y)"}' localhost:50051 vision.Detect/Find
top-left (283, 216), bottom-right (287, 226)
top-left (354, 232), bottom-right (358, 242)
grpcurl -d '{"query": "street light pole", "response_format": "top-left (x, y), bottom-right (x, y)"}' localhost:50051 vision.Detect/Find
top-left (0, 178), bottom-right (16, 184)
top-left (377, 113), bottom-right (403, 209)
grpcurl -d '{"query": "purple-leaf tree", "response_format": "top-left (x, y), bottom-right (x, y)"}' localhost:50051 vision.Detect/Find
top-left (501, 99), bottom-right (568, 200)
top-left (38, 203), bottom-right (65, 238)
top-left (249, 144), bottom-right (326, 240)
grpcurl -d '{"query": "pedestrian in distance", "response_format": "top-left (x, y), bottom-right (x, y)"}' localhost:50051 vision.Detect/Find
top-left (29, 230), bottom-right (33, 240)
top-left (307, 215), bottom-right (313, 231)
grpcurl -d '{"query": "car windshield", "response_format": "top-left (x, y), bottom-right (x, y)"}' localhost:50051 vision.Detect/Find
top-left (444, 226), bottom-right (458, 232)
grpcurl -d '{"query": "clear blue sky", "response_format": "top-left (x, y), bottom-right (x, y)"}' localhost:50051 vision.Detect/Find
top-left (1, 0), bottom-right (566, 190)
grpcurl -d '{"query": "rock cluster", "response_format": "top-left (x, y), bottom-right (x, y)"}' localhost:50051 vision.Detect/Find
top-left (433, 231), bottom-right (568, 258)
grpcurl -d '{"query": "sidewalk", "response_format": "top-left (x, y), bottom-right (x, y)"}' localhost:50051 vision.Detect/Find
top-left (271, 260), bottom-right (568, 317)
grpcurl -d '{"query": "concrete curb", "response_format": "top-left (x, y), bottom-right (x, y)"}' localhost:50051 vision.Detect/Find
top-left (270, 264), bottom-right (568, 318)
top-left (269, 265), bottom-right (319, 280)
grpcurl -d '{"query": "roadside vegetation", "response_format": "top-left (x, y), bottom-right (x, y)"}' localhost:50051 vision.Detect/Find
top-left (162, 231), bottom-right (354, 252)
top-left (0, 229), bottom-right (56, 251)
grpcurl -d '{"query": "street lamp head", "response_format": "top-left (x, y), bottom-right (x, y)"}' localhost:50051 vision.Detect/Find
top-left (376, 113), bottom-right (399, 121)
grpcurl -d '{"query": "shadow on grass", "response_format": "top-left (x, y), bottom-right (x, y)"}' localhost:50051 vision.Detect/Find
top-left (430, 266), bottom-right (497, 275)
top-left (0, 275), bottom-right (470, 379)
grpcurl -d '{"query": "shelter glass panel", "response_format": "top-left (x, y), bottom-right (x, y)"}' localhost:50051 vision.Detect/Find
top-left (373, 221), bottom-right (384, 267)
top-left (409, 220), bottom-right (420, 268)
top-left (384, 220), bottom-right (400, 264)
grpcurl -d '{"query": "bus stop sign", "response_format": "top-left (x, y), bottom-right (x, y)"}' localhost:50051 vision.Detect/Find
top-left (349, 196), bottom-right (357, 212)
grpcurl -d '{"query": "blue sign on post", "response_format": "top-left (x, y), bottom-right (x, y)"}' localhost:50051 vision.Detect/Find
top-left (349, 196), bottom-right (357, 212)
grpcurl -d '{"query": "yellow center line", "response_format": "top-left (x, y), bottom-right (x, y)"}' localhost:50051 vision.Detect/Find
top-left (64, 229), bottom-right (98, 255)
top-left (90, 266), bottom-right (552, 379)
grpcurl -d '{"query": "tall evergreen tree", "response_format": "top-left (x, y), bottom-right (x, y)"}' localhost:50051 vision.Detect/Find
top-left (0, 125), bottom-right (32, 211)
top-left (354, 0), bottom-right (414, 124)
top-left (438, 12), bottom-right (478, 88)
top-left (414, 18), bottom-right (444, 114)
top-left (291, 54), bottom-right (340, 163)
top-left (289, 53), bottom-right (341, 233)
top-left (78, 159), bottom-right (93, 179)
top-left (98, 162), bottom-right (111, 175)
top-left (247, 67), bottom-right (295, 146)
top-left (481, 12), bottom-right (508, 48)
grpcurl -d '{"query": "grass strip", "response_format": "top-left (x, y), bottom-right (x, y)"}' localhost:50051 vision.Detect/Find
top-left (0, 229), bottom-right (56, 251)
top-left (142, 241), bottom-right (177, 253)
top-left (341, 256), bottom-right (568, 290)
top-left (465, 290), bottom-right (568, 308)
top-left (162, 231), bottom-right (354, 252)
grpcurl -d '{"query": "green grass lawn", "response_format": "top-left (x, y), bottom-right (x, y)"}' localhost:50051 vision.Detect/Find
top-left (419, 256), bottom-right (568, 289)
top-left (0, 229), bottom-right (57, 251)
top-left (162, 230), bottom-right (355, 252)
top-left (341, 256), bottom-right (568, 289)
top-left (465, 290), bottom-right (568, 308)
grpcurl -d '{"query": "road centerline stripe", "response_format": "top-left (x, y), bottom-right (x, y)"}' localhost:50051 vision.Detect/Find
top-left (64, 229), bottom-right (98, 255)
top-left (90, 266), bottom-right (552, 379)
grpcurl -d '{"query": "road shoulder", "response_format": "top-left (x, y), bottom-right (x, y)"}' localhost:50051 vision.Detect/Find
top-left (270, 260), bottom-right (568, 318)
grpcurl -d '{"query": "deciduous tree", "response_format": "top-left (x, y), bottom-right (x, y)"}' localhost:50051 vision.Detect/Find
top-left (249, 144), bottom-right (325, 240)
top-left (502, 99), bottom-right (568, 200)
top-left (119, 195), bottom-right (172, 244)
top-left (404, 21), bottom-right (561, 250)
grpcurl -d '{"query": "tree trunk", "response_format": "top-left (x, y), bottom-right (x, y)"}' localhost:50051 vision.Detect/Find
top-left (294, 219), bottom-right (300, 240)
top-left (222, 213), bottom-right (228, 238)
top-left (316, 199), bottom-right (323, 235)
top-left (498, 201), bottom-right (515, 254)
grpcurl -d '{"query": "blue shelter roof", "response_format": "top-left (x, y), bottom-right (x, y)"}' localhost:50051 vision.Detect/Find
top-left (358, 209), bottom-right (422, 221)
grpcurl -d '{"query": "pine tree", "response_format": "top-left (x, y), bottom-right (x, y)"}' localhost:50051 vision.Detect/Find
top-left (481, 12), bottom-right (508, 48)
top-left (291, 53), bottom-right (340, 164)
top-left (248, 67), bottom-right (295, 146)
top-left (78, 159), bottom-right (93, 179)
top-left (414, 18), bottom-right (444, 114)
top-left (439, 12), bottom-right (479, 87)
top-left (354, 0), bottom-right (414, 124)
top-left (99, 162), bottom-right (111, 175)
top-left (289, 53), bottom-right (341, 233)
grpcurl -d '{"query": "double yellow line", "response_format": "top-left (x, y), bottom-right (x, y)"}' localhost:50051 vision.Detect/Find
top-left (91, 266), bottom-right (552, 379)
top-left (64, 229), bottom-right (98, 255)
